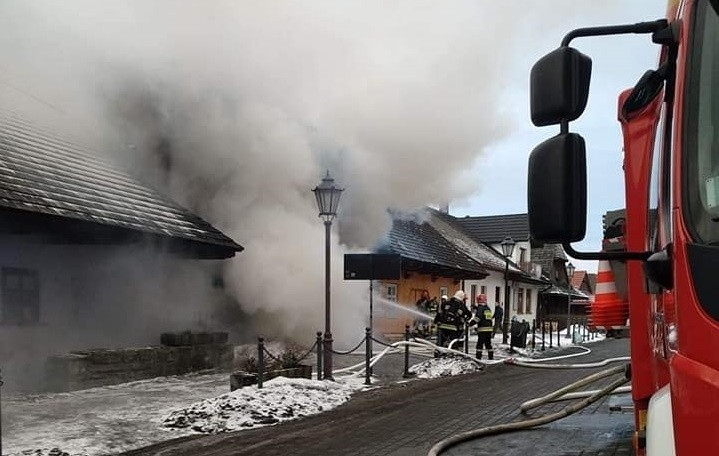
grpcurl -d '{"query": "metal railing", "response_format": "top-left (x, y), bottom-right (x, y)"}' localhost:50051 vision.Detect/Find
top-left (251, 319), bottom-right (602, 389)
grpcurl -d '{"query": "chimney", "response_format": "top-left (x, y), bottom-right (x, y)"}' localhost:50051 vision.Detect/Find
top-left (439, 202), bottom-right (449, 214)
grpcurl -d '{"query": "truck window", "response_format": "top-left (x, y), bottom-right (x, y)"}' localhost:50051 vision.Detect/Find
top-left (685, 1), bottom-right (719, 244)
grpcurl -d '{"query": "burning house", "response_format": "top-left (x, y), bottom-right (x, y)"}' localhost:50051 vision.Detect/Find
top-left (374, 210), bottom-right (490, 336)
top-left (0, 111), bottom-right (243, 391)
top-left (373, 209), bottom-right (550, 336)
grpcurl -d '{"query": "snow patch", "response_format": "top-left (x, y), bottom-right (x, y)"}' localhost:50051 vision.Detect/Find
top-left (163, 376), bottom-right (360, 434)
top-left (11, 449), bottom-right (86, 456)
top-left (408, 356), bottom-right (481, 379)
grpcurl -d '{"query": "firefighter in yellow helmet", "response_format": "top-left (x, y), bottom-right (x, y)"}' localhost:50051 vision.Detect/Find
top-left (472, 294), bottom-right (494, 360)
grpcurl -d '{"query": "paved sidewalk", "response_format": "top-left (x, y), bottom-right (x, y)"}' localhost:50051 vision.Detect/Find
top-left (123, 339), bottom-right (632, 456)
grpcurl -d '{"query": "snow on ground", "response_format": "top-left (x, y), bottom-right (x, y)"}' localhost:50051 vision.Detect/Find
top-left (408, 356), bottom-right (481, 379)
top-left (3, 334), bottom-right (605, 456)
top-left (4, 371), bottom-right (231, 456)
top-left (163, 377), bottom-right (360, 433)
top-left (3, 372), bottom-right (365, 456)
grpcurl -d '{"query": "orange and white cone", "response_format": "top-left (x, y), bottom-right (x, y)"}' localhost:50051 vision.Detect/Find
top-left (590, 260), bottom-right (628, 329)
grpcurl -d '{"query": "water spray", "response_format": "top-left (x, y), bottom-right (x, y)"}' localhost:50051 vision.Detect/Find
top-left (374, 296), bottom-right (434, 321)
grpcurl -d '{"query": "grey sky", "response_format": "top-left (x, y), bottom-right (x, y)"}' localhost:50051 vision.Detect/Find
top-left (453, 0), bottom-right (668, 273)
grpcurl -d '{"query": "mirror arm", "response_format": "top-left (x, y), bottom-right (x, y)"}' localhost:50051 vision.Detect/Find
top-left (561, 20), bottom-right (668, 47)
top-left (560, 120), bottom-right (569, 135)
top-left (562, 242), bottom-right (652, 261)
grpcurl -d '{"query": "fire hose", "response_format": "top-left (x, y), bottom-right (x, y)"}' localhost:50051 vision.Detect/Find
top-left (326, 333), bottom-right (633, 455)
top-left (326, 334), bottom-right (632, 456)
top-left (333, 337), bottom-right (619, 378)
top-left (427, 366), bottom-right (631, 456)
top-left (334, 339), bottom-right (482, 378)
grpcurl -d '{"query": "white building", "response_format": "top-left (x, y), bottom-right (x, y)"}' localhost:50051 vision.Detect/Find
top-left (428, 210), bottom-right (549, 324)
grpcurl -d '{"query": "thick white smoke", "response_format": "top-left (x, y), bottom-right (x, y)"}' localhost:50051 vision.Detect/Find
top-left (0, 1), bottom-right (621, 342)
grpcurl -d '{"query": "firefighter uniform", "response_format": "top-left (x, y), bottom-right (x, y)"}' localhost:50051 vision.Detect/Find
top-left (472, 295), bottom-right (494, 360)
top-left (435, 290), bottom-right (471, 350)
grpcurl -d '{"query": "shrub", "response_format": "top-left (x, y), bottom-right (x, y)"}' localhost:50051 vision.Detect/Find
top-left (238, 356), bottom-right (258, 373)
top-left (279, 347), bottom-right (302, 369)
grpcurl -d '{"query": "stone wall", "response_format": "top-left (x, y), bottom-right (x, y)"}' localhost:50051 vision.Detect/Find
top-left (45, 342), bottom-right (233, 392)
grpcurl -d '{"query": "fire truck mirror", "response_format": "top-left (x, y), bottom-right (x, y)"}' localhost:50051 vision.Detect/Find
top-left (530, 46), bottom-right (592, 127)
top-left (644, 246), bottom-right (673, 291)
top-left (528, 132), bottom-right (587, 244)
top-left (621, 67), bottom-right (666, 120)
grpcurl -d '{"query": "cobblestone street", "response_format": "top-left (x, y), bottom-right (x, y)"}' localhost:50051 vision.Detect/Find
top-left (123, 338), bottom-right (633, 456)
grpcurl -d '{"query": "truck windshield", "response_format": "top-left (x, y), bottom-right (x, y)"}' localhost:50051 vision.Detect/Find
top-left (686, 1), bottom-right (719, 244)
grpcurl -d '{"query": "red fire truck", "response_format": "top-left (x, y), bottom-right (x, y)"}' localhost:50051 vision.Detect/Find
top-left (527, 0), bottom-right (719, 454)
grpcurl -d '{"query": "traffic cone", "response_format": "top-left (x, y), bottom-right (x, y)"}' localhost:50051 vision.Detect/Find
top-left (589, 259), bottom-right (628, 329)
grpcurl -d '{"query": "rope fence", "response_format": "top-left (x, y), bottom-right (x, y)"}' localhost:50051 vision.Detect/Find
top-left (330, 337), bottom-right (366, 355)
top-left (369, 336), bottom-right (395, 348)
top-left (296, 340), bottom-right (319, 362)
top-left (253, 319), bottom-right (602, 389)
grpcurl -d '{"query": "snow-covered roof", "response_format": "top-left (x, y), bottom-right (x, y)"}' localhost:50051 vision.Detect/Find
top-left (429, 209), bottom-right (548, 285)
top-left (380, 215), bottom-right (488, 279)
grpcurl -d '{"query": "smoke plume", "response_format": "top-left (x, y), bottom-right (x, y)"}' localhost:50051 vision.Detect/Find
top-left (0, 0), bottom-right (621, 343)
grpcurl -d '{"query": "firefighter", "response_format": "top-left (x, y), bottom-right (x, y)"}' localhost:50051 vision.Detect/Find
top-left (413, 290), bottom-right (432, 336)
top-left (472, 294), bottom-right (494, 360)
top-left (492, 302), bottom-right (504, 337)
top-left (435, 290), bottom-right (471, 352)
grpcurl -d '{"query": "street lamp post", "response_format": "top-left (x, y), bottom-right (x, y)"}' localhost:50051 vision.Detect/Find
top-left (500, 236), bottom-right (515, 346)
top-left (566, 262), bottom-right (575, 338)
top-left (312, 170), bottom-right (344, 381)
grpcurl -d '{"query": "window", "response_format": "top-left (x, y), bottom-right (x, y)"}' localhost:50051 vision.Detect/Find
top-left (517, 288), bottom-right (525, 314)
top-left (439, 286), bottom-right (448, 299)
top-left (2, 268), bottom-right (40, 324)
top-left (470, 284), bottom-right (477, 304)
top-left (385, 284), bottom-right (397, 302)
top-left (480, 285), bottom-right (486, 296)
top-left (519, 247), bottom-right (527, 265)
top-left (495, 286), bottom-right (501, 305)
top-left (377, 283), bottom-right (399, 318)
top-left (685, 2), bottom-right (719, 244)
top-left (526, 289), bottom-right (533, 314)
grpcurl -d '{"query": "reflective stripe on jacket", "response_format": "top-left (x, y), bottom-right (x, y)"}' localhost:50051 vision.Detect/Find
top-left (475, 305), bottom-right (494, 332)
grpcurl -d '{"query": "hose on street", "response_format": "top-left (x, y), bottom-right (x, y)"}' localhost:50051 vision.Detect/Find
top-left (333, 338), bottom-right (485, 378)
top-left (505, 356), bottom-right (630, 369)
top-left (518, 364), bottom-right (626, 413)
top-left (427, 373), bottom-right (630, 456)
top-left (545, 385), bottom-right (631, 402)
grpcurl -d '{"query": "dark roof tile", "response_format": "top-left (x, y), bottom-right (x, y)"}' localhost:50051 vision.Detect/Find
top-left (454, 213), bottom-right (530, 244)
top-left (429, 209), bottom-right (547, 284)
top-left (0, 112), bottom-right (242, 254)
top-left (380, 216), bottom-right (487, 277)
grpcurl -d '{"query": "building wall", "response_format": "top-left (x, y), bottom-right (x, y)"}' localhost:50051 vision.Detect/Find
top-left (375, 270), bottom-right (543, 335)
top-left (488, 240), bottom-right (531, 264)
top-left (0, 237), bottom-right (229, 391)
top-left (464, 270), bottom-right (542, 325)
top-left (376, 273), bottom-right (458, 335)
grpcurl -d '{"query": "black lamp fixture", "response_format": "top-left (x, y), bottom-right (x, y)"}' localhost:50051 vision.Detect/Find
top-left (501, 236), bottom-right (516, 258)
top-left (313, 170), bottom-right (343, 222)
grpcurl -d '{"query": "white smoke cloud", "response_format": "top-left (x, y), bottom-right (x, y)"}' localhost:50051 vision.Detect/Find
top-left (0, 0), bottom-right (622, 342)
